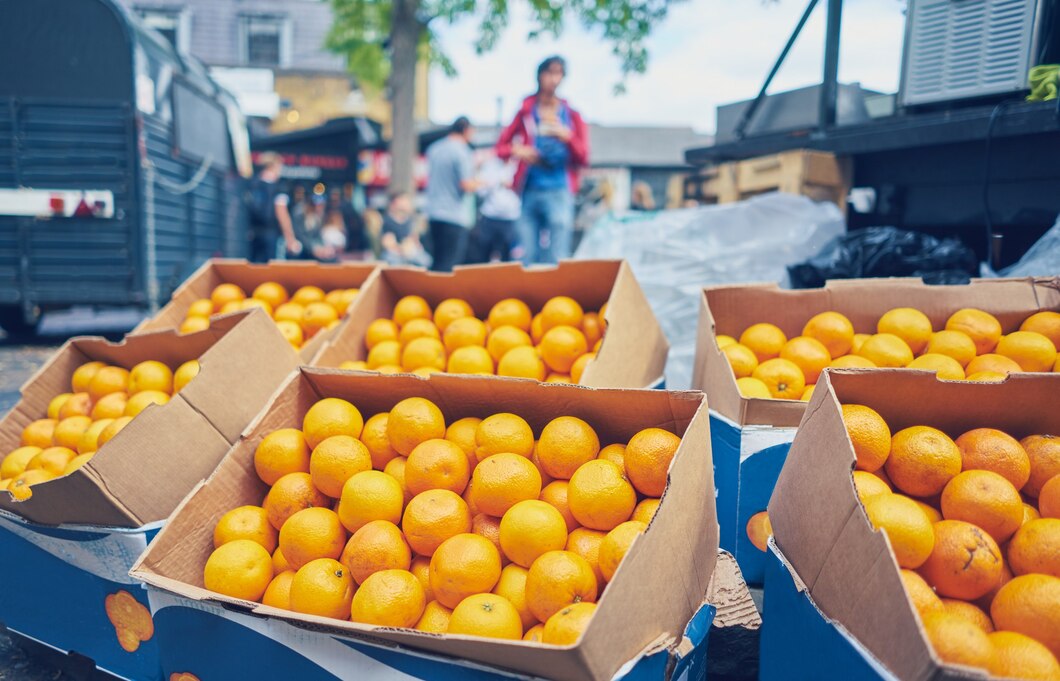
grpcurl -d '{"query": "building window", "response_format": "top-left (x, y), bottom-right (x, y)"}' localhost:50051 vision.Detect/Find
top-left (137, 8), bottom-right (190, 53)
top-left (241, 15), bottom-right (290, 68)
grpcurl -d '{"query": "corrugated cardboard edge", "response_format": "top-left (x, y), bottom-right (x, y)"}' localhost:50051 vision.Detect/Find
top-left (131, 371), bottom-right (717, 681)
top-left (691, 276), bottom-right (1060, 427)
top-left (770, 369), bottom-right (1060, 681)
top-left (700, 550), bottom-right (761, 681)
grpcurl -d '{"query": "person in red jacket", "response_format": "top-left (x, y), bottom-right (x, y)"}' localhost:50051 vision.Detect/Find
top-left (495, 56), bottom-right (590, 264)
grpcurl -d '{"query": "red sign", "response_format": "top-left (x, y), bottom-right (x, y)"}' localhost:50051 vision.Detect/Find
top-left (358, 151), bottom-right (428, 189)
top-left (251, 151), bottom-right (349, 170)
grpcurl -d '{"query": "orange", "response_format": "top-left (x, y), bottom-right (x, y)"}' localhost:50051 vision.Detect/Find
top-left (940, 599), bottom-right (993, 633)
top-left (433, 298), bottom-right (474, 332)
top-left (447, 346), bottom-right (494, 375)
top-left (415, 600), bottom-right (453, 633)
top-left (531, 313), bottom-right (546, 344)
top-left (853, 470), bottom-right (892, 503)
top-left (829, 355), bottom-right (876, 369)
top-left (302, 302), bottom-right (339, 336)
top-left (65, 456), bottom-right (95, 478)
top-left (350, 569), bottom-right (426, 627)
top-left (303, 398), bottom-right (364, 449)
top-left (631, 498), bottom-right (660, 526)
top-left (900, 569), bottom-right (944, 619)
top-left (46, 393), bottom-right (72, 420)
top-left (360, 413), bottom-right (400, 471)
top-left (393, 295), bottom-right (433, 327)
top-left (471, 513), bottom-right (506, 564)
top-left (925, 330), bottom-right (978, 368)
top-left (543, 602), bottom-right (596, 645)
top-left (1042, 475), bottom-right (1060, 518)
top-left (966, 353), bottom-right (1023, 377)
top-left (921, 611), bottom-right (994, 671)
top-left (309, 435), bottom-right (372, 498)
top-left (429, 533), bottom-right (502, 608)
top-left (905, 354), bottom-right (965, 381)
top-left (540, 296), bottom-right (584, 333)
top-left (210, 282), bottom-right (246, 311)
top-left (128, 360), bottom-right (173, 395)
top-left (779, 336), bottom-right (831, 384)
top-left (566, 460), bottom-right (636, 532)
top-left (1021, 310), bottom-right (1060, 349)
top-left (997, 331), bottom-right (1057, 372)
top-left (87, 366), bottom-right (130, 402)
top-left (885, 426), bottom-right (961, 497)
top-left (486, 326), bottom-right (533, 363)
top-left (367, 340), bottom-right (401, 369)
top-left (1008, 518), bottom-right (1060, 577)
top-left (525, 550), bottom-right (598, 623)
top-left (841, 405), bottom-right (891, 474)
top-left (405, 438), bottom-right (470, 495)
top-left (341, 519), bottom-right (411, 584)
top-left (877, 307), bottom-right (933, 355)
top-left (471, 453), bottom-right (542, 516)
top-left (384, 457), bottom-right (412, 505)
top-left (476, 413), bottom-right (535, 461)
top-left (863, 494), bottom-right (934, 568)
top-left (540, 326), bottom-right (588, 374)
top-left (444, 416), bottom-right (481, 466)
top-left (401, 337), bottom-right (447, 373)
top-left (448, 593), bottom-right (523, 640)
top-left (497, 346), bottom-right (547, 380)
top-left (736, 377), bottom-right (772, 399)
top-left (276, 320), bottom-right (304, 347)
top-left (988, 631), bottom-right (1060, 680)
top-left (968, 370), bottom-right (1008, 382)
top-left (598, 520), bottom-right (646, 582)
top-left (597, 443), bottom-right (625, 469)
top-left (442, 316), bottom-right (488, 353)
top-left (493, 563), bottom-right (536, 629)
top-left (488, 298), bottom-right (533, 332)
top-left (401, 489), bottom-right (472, 556)
top-left (262, 570), bottom-right (296, 610)
top-left (716, 334), bottom-right (737, 349)
top-left (1, 446), bottom-right (41, 479)
top-left (524, 624), bottom-right (545, 642)
top-left (539, 480), bottom-right (578, 532)
top-left (941, 470), bottom-right (1023, 543)
top-left (739, 323), bottom-right (787, 362)
top-left (397, 318), bottom-right (439, 346)
top-left (52, 416), bottom-right (92, 451)
top-left (90, 392), bottom-right (127, 420)
top-left (955, 427), bottom-right (1030, 490)
top-left (272, 547), bottom-right (290, 573)
top-left (213, 505), bottom-right (278, 552)
top-left (263, 472), bottom-right (330, 530)
top-left (625, 425), bottom-right (682, 498)
top-left (365, 318), bottom-right (399, 349)
top-left (252, 281), bottom-right (289, 309)
top-left (27, 447), bottom-right (76, 476)
top-left (566, 528), bottom-right (606, 585)
top-left (916, 501), bottom-right (943, 524)
top-left (71, 361), bottom-right (106, 393)
top-left (289, 558), bottom-right (354, 619)
top-left (857, 333), bottom-right (914, 368)
top-left (746, 511), bottom-right (773, 552)
top-left (97, 416), bottom-right (133, 447)
top-left (581, 312), bottom-right (603, 349)
top-left (278, 507), bottom-right (346, 570)
top-left (570, 352), bottom-right (595, 384)
top-left (803, 311), bottom-right (855, 357)
top-left (179, 316), bottom-right (210, 334)
top-left (991, 574), bottom-right (1060, 657)
top-left (921, 520), bottom-right (1003, 600)
top-left (387, 397), bottom-right (445, 456)
top-left (124, 390), bottom-right (169, 417)
top-left (203, 539), bottom-right (273, 601)
top-left (8, 469), bottom-right (55, 499)
top-left (337, 470), bottom-right (405, 533)
top-left (947, 308), bottom-right (1004, 355)
top-left (410, 556), bottom-right (433, 603)
top-left (254, 428), bottom-right (311, 486)
top-left (274, 302), bottom-right (306, 325)
top-left (722, 343), bottom-right (759, 379)
top-left (1025, 502), bottom-right (1043, 525)
top-left (57, 392), bottom-right (93, 420)
top-left (537, 416), bottom-right (600, 479)
top-left (1022, 434), bottom-right (1060, 497)
top-left (751, 358), bottom-right (805, 400)
top-left (172, 360), bottom-right (199, 391)
top-left (499, 500), bottom-right (569, 568)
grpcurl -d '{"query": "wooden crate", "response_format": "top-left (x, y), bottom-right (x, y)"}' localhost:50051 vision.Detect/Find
top-left (688, 150), bottom-right (851, 210)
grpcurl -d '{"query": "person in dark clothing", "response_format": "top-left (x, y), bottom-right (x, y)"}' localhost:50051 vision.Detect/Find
top-left (425, 117), bottom-right (479, 271)
top-left (332, 185), bottom-right (369, 255)
top-left (247, 153), bottom-right (297, 262)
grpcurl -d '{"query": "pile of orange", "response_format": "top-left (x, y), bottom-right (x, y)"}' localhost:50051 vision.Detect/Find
top-left (0, 358), bottom-right (200, 501)
top-left (180, 282), bottom-right (358, 349)
top-left (204, 395), bottom-right (680, 645)
top-left (342, 295), bottom-right (606, 384)
top-left (841, 406), bottom-right (1060, 677)
top-left (721, 309), bottom-right (1060, 401)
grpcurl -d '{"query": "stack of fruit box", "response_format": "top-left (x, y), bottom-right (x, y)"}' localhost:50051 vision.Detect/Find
top-left (134, 258), bottom-right (379, 361)
top-left (310, 261), bottom-right (670, 389)
top-left (760, 369), bottom-right (1059, 680)
top-left (129, 370), bottom-right (718, 681)
top-left (0, 309), bottom-right (298, 681)
top-left (691, 277), bottom-right (1060, 586)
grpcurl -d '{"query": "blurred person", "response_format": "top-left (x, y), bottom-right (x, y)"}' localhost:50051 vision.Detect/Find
top-left (291, 192), bottom-right (340, 262)
top-left (630, 181), bottom-right (656, 211)
top-left (496, 55), bottom-right (590, 265)
top-left (469, 155), bottom-right (521, 263)
top-left (380, 192), bottom-right (431, 268)
top-left (247, 153), bottom-right (298, 261)
top-left (334, 185), bottom-right (369, 255)
top-left (426, 116), bottom-right (479, 271)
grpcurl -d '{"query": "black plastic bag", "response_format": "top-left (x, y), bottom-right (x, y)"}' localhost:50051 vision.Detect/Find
top-left (787, 226), bottom-right (978, 288)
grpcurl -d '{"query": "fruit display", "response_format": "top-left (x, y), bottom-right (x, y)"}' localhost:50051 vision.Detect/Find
top-left (720, 308), bottom-right (1060, 400)
top-left (180, 281), bottom-right (359, 349)
top-left (339, 295), bottom-right (607, 383)
top-left (202, 394), bottom-right (680, 644)
top-left (0, 358), bottom-right (200, 501)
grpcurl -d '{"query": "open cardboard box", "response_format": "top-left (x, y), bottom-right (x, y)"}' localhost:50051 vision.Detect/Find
top-left (134, 258), bottom-right (379, 361)
top-left (0, 309), bottom-right (300, 528)
top-left (311, 260), bottom-right (669, 389)
top-left (131, 370), bottom-right (716, 681)
top-left (768, 369), bottom-right (1060, 680)
top-left (691, 276), bottom-right (1060, 584)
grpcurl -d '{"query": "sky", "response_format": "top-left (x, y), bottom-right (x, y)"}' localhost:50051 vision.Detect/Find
top-left (428, 0), bottom-right (907, 133)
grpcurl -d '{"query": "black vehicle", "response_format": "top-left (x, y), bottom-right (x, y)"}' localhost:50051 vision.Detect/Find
top-left (0, 0), bottom-right (251, 335)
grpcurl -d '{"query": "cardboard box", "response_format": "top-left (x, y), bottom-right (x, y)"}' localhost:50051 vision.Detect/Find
top-left (0, 309), bottom-right (300, 680)
top-left (766, 369), bottom-right (1060, 681)
top-left (131, 370), bottom-right (715, 681)
top-left (691, 276), bottom-right (1060, 585)
top-left (312, 261), bottom-right (669, 389)
top-left (135, 258), bottom-right (379, 361)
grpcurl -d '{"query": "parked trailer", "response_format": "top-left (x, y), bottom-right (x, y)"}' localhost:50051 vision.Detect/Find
top-left (0, 0), bottom-right (251, 335)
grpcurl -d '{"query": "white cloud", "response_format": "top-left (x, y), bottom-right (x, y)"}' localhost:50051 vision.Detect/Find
top-left (428, 0), bottom-right (906, 133)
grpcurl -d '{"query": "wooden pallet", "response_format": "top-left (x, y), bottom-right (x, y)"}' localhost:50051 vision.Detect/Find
top-left (686, 150), bottom-right (852, 211)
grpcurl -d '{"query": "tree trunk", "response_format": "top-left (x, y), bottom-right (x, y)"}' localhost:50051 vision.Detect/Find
top-left (388, 0), bottom-right (421, 195)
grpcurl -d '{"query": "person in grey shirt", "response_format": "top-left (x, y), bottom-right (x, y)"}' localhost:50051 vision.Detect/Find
top-left (426, 116), bottom-right (479, 271)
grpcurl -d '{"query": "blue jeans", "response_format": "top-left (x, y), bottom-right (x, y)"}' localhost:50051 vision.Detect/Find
top-left (517, 187), bottom-right (574, 265)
